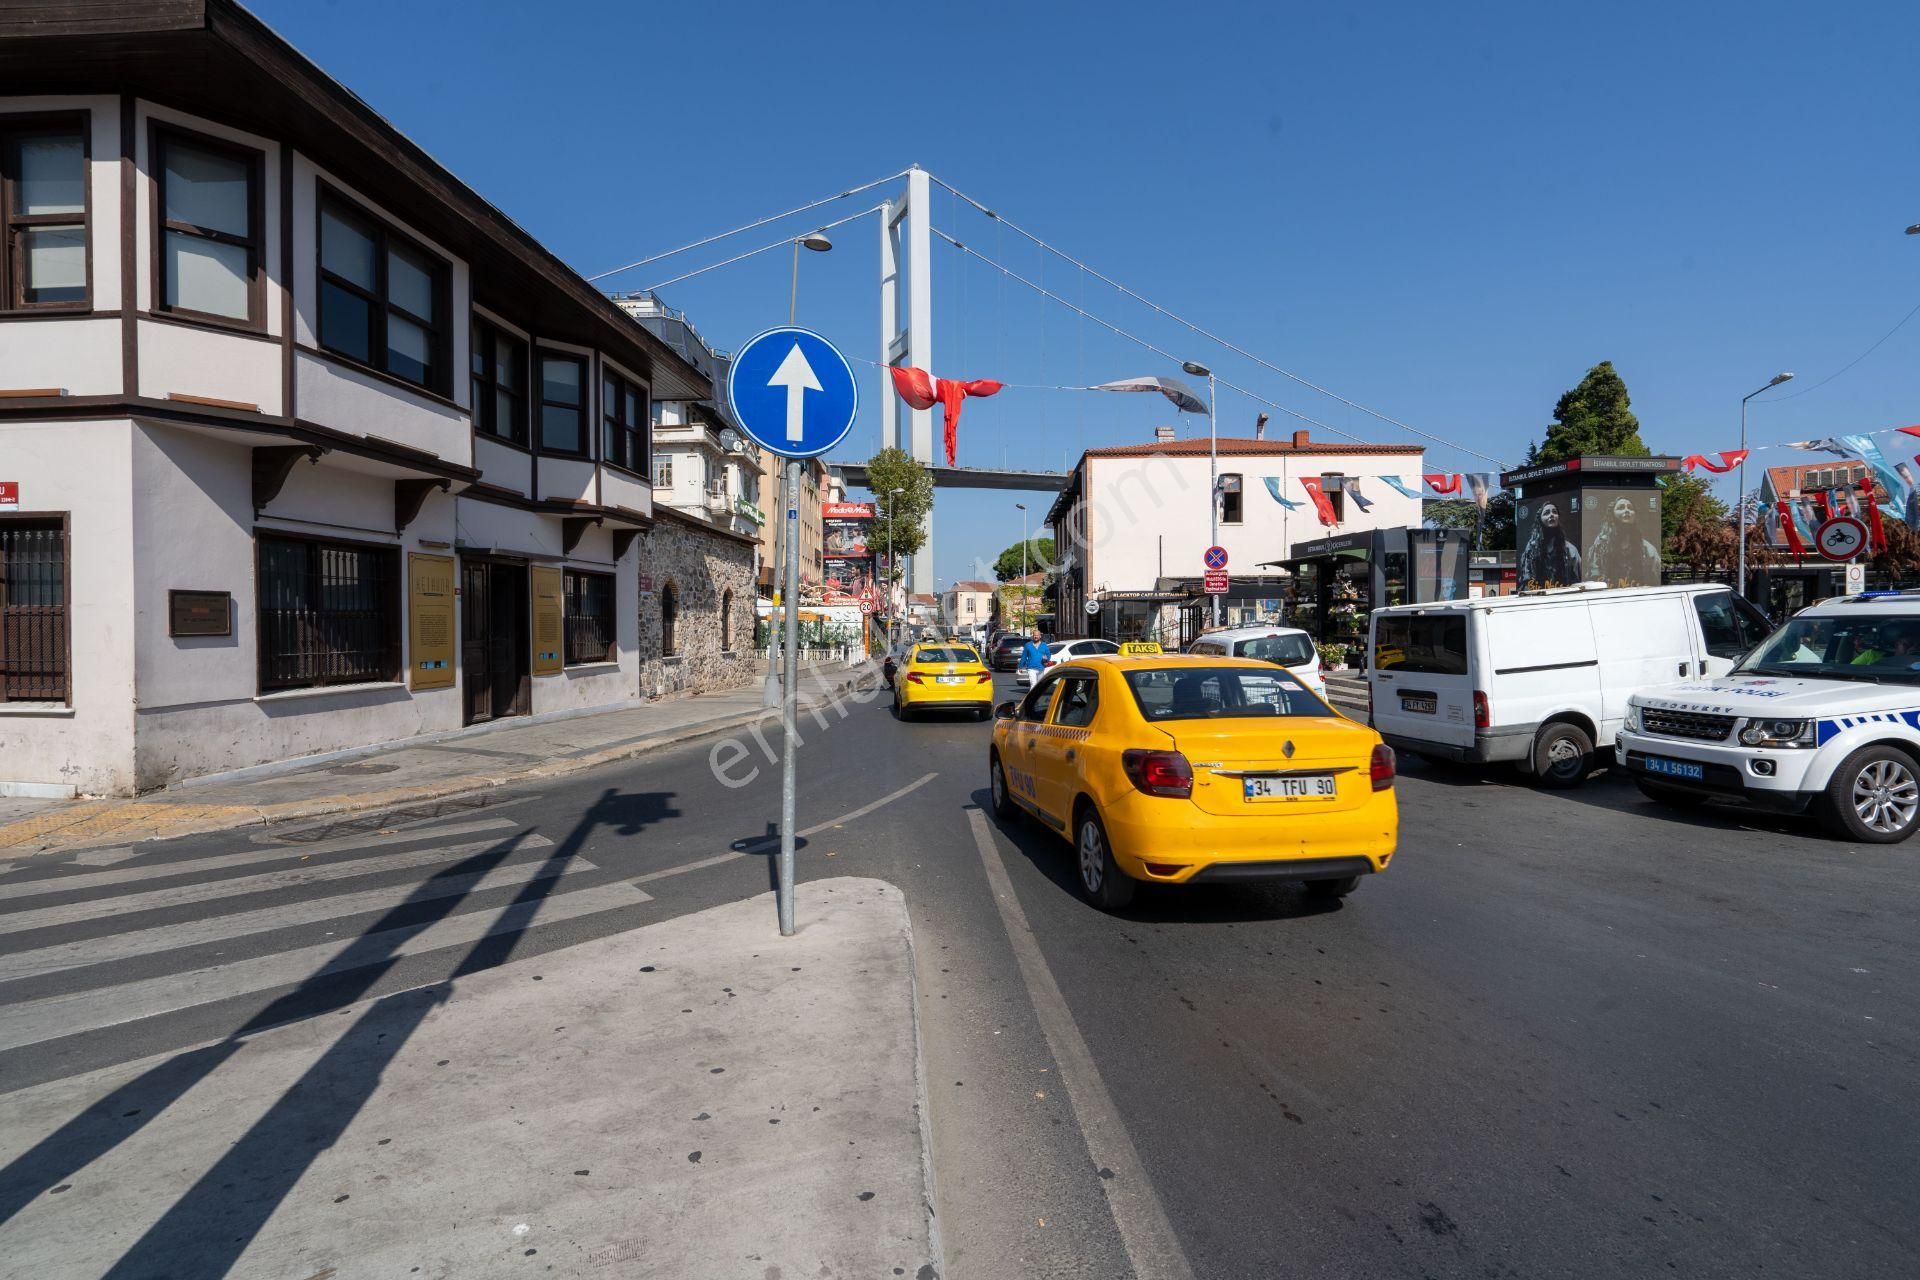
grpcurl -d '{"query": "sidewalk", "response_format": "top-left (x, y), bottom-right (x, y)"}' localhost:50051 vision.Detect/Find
top-left (2, 876), bottom-right (939, 1279)
top-left (0, 662), bottom-right (873, 860)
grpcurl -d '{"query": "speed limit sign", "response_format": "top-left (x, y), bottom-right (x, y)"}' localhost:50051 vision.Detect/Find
top-left (1815, 516), bottom-right (1868, 562)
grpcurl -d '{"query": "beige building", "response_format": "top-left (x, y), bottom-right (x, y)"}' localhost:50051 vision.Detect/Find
top-left (940, 581), bottom-right (996, 634)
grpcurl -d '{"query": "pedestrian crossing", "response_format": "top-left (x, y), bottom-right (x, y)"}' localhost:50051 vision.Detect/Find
top-left (0, 812), bottom-right (652, 1058)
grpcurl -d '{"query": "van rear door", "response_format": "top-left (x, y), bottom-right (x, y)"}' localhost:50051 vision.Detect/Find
top-left (1369, 610), bottom-right (1473, 750)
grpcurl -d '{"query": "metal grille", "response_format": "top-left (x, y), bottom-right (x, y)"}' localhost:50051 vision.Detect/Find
top-left (1641, 708), bottom-right (1736, 742)
top-left (258, 536), bottom-right (399, 690)
top-left (564, 570), bottom-right (614, 665)
top-left (0, 520), bottom-right (67, 702)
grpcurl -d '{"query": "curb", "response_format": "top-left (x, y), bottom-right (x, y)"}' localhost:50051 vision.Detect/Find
top-left (0, 670), bottom-right (875, 860)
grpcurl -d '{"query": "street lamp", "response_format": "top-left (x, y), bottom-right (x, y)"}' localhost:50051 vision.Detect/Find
top-left (789, 231), bottom-right (833, 324)
top-left (1182, 360), bottom-right (1220, 626)
top-left (1907, 223), bottom-right (1920, 236)
top-left (887, 485), bottom-right (904, 652)
top-left (1737, 371), bottom-right (1795, 596)
top-left (1015, 502), bottom-right (1030, 630)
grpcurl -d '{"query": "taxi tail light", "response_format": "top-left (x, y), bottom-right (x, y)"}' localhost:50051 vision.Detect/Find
top-left (1473, 690), bottom-right (1490, 729)
top-left (1122, 749), bottom-right (1194, 799)
top-left (976, 672), bottom-right (992, 683)
top-left (905, 672), bottom-right (924, 684)
top-left (1370, 743), bottom-right (1396, 791)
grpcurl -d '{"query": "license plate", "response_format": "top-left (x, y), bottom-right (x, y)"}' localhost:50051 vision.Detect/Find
top-left (1644, 756), bottom-right (1705, 781)
top-left (1400, 696), bottom-right (1437, 714)
top-left (936, 675), bottom-right (964, 685)
top-left (1243, 774), bottom-right (1337, 801)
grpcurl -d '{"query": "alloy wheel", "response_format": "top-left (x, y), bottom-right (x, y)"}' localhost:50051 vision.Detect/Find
top-left (991, 761), bottom-right (1006, 809)
top-left (1851, 758), bottom-right (1919, 835)
top-left (1079, 820), bottom-right (1105, 893)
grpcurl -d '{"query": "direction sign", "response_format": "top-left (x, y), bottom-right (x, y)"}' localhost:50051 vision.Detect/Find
top-left (1815, 516), bottom-right (1868, 562)
top-left (1203, 570), bottom-right (1229, 595)
top-left (726, 326), bottom-right (859, 459)
top-left (1203, 545), bottom-right (1229, 571)
top-left (1084, 598), bottom-right (1102, 616)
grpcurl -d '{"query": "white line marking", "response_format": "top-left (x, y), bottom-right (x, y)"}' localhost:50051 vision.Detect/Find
top-left (0, 881), bottom-right (650, 1053)
top-left (965, 807), bottom-right (1195, 1280)
top-left (0, 818), bottom-right (520, 901)
top-left (0, 834), bottom-right (550, 935)
top-left (0, 855), bottom-right (600, 984)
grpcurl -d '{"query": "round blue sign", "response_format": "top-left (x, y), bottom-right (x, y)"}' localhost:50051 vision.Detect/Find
top-left (1204, 545), bottom-right (1229, 570)
top-left (726, 326), bottom-right (859, 460)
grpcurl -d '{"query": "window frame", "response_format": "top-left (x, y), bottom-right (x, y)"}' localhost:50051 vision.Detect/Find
top-left (0, 513), bottom-right (72, 705)
top-left (563, 568), bottom-right (616, 666)
top-left (254, 530), bottom-right (403, 693)
top-left (1049, 673), bottom-right (1100, 728)
top-left (315, 185), bottom-right (451, 394)
top-left (654, 454), bottom-right (673, 488)
top-left (601, 366), bottom-right (650, 475)
top-left (469, 314), bottom-right (529, 447)
top-left (0, 112), bottom-right (92, 314)
top-left (151, 122), bottom-right (264, 331)
top-left (1218, 472), bottom-right (1244, 525)
top-left (537, 351), bottom-right (589, 457)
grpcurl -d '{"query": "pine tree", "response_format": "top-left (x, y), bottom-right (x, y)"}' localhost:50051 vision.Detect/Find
top-left (1527, 361), bottom-right (1649, 464)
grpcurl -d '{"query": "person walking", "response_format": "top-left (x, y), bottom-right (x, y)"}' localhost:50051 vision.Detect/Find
top-left (1018, 627), bottom-right (1050, 688)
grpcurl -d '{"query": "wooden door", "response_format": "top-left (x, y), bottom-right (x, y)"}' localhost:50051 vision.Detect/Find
top-left (461, 559), bottom-right (492, 725)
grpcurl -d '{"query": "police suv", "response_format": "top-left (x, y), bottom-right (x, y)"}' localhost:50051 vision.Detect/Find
top-left (1617, 594), bottom-right (1920, 842)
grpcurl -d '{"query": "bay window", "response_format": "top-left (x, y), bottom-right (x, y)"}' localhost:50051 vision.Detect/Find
top-left (2, 118), bottom-right (87, 310)
top-left (602, 369), bottom-right (648, 472)
top-left (471, 317), bottom-right (528, 444)
top-left (155, 128), bottom-right (260, 325)
top-left (539, 353), bottom-right (585, 454)
top-left (318, 189), bottom-right (447, 392)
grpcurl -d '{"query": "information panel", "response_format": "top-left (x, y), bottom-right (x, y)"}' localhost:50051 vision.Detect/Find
top-left (531, 566), bottom-right (564, 676)
top-left (822, 501), bottom-right (877, 595)
top-left (407, 553), bottom-right (456, 690)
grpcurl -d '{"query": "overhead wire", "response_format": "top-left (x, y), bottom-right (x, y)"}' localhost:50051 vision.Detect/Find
top-left (638, 204), bottom-right (887, 293)
top-left (1759, 298), bottom-right (1920, 402)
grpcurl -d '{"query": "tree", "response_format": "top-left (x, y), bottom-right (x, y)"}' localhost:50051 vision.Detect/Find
top-left (1871, 520), bottom-right (1920, 577)
top-left (1527, 361), bottom-right (1649, 465)
top-left (866, 447), bottom-right (934, 575)
top-left (1423, 494), bottom-right (1516, 551)
top-left (993, 537), bottom-right (1055, 582)
top-left (1659, 472), bottom-right (1727, 548)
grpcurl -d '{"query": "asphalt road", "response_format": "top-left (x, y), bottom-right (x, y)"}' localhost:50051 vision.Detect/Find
top-left (2, 671), bottom-right (1915, 1278)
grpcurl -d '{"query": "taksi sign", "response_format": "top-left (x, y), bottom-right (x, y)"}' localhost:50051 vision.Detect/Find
top-left (726, 326), bottom-right (859, 459)
top-left (1815, 516), bottom-right (1868, 562)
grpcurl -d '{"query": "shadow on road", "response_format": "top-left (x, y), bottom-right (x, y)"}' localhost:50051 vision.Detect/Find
top-left (0, 785), bottom-right (679, 1278)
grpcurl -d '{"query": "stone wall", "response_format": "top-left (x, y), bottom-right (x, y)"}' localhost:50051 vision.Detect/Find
top-left (636, 508), bottom-right (759, 699)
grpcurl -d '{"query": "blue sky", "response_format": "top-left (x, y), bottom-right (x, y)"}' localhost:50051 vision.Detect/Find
top-left (253, 0), bottom-right (1919, 587)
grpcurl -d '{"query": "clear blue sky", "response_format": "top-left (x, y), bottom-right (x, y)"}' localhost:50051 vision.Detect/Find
top-left (252, 0), bottom-right (1919, 588)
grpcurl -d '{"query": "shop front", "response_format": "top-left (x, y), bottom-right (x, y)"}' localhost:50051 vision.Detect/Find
top-left (1268, 527), bottom-right (1471, 666)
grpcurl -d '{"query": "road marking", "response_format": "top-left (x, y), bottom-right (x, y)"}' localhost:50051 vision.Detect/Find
top-left (965, 807), bottom-right (1195, 1280)
top-left (0, 881), bottom-right (650, 1053)
top-left (0, 834), bottom-right (551, 935)
top-left (0, 818), bottom-right (520, 901)
top-left (0, 855), bottom-right (600, 984)
top-left (631, 772), bottom-right (939, 885)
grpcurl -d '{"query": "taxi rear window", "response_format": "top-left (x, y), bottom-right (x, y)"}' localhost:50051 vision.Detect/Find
top-left (1123, 667), bottom-right (1325, 721)
top-left (915, 647), bottom-right (979, 664)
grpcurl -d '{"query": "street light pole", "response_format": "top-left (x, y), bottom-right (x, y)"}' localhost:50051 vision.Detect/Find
top-left (1737, 371), bottom-right (1796, 596)
top-left (1015, 502), bottom-right (1029, 629)
top-left (1183, 361), bottom-right (1219, 626)
top-left (887, 485), bottom-right (904, 652)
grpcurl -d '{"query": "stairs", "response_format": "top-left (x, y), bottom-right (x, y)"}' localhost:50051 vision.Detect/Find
top-left (1323, 671), bottom-right (1369, 721)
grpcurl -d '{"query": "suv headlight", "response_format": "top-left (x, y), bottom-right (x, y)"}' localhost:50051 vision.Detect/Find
top-left (1623, 703), bottom-right (1643, 733)
top-left (1739, 718), bottom-right (1815, 748)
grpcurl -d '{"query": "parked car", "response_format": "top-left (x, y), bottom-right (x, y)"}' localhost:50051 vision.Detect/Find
top-left (989, 633), bottom-right (1028, 672)
top-left (1618, 594), bottom-right (1920, 841)
top-left (1366, 583), bottom-right (1772, 787)
top-left (894, 642), bottom-right (995, 721)
top-left (1185, 625), bottom-right (1327, 700)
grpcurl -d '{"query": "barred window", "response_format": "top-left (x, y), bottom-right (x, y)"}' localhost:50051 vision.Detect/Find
top-left (257, 535), bottom-right (400, 691)
top-left (564, 569), bottom-right (614, 665)
top-left (660, 580), bottom-right (679, 657)
top-left (0, 519), bottom-right (68, 703)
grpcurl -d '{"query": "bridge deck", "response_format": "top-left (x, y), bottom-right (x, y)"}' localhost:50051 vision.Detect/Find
top-left (831, 462), bottom-right (1068, 492)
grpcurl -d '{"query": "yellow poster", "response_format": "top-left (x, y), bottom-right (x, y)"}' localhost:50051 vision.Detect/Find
top-left (407, 553), bottom-right (455, 691)
top-left (531, 566), bottom-right (564, 676)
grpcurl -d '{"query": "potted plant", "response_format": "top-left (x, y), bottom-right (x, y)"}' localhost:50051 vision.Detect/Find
top-left (1317, 642), bottom-right (1349, 672)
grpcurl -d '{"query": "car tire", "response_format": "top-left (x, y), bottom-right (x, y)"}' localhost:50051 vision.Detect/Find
top-left (1303, 875), bottom-right (1360, 899)
top-left (975, 705), bottom-right (992, 722)
top-left (989, 751), bottom-right (1020, 822)
top-left (1820, 745), bottom-right (1920, 844)
top-left (1635, 779), bottom-right (1710, 808)
top-left (894, 699), bottom-right (912, 722)
top-left (1075, 807), bottom-right (1135, 911)
top-left (1531, 722), bottom-right (1594, 789)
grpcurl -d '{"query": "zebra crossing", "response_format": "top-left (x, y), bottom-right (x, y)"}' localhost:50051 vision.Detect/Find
top-left (0, 807), bottom-right (652, 1061)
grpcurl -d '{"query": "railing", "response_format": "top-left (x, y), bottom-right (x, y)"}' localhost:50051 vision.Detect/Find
top-left (702, 489), bottom-right (731, 514)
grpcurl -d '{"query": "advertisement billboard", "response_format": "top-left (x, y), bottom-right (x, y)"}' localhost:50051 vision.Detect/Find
top-left (822, 501), bottom-right (877, 597)
top-left (1514, 488), bottom-right (1663, 588)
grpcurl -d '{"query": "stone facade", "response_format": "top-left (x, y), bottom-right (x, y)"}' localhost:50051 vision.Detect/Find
top-left (637, 508), bottom-right (759, 699)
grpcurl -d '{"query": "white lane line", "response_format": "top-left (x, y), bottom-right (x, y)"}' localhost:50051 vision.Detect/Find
top-left (0, 818), bottom-right (520, 901)
top-left (0, 881), bottom-right (651, 1053)
top-left (0, 855), bottom-right (599, 984)
top-left (965, 807), bottom-right (1195, 1280)
top-left (630, 772), bottom-right (939, 886)
top-left (0, 834), bottom-right (551, 936)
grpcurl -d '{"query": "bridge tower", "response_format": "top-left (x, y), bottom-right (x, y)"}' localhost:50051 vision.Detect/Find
top-left (879, 166), bottom-right (936, 594)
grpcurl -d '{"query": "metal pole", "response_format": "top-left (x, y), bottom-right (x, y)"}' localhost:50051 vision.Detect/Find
top-left (761, 461), bottom-right (784, 708)
top-left (1736, 396), bottom-right (1748, 597)
top-left (1020, 504), bottom-right (1029, 628)
top-left (779, 456), bottom-right (800, 937)
top-left (789, 239), bottom-right (800, 326)
top-left (1208, 372), bottom-right (1220, 627)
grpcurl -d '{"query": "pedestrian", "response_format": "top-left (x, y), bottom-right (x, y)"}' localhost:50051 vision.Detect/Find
top-left (1018, 627), bottom-right (1050, 686)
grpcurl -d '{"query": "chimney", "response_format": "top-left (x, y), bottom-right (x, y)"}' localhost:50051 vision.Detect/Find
top-left (1255, 412), bottom-right (1269, 440)
top-left (1292, 429), bottom-right (1310, 448)
top-left (1154, 425), bottom-right (1176, 442)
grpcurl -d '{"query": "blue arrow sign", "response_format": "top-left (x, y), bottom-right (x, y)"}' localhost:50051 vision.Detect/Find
top-left (726, 326), bottom-right (859, 460)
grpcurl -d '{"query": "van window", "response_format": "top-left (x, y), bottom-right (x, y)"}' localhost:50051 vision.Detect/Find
top-left (1236, 633), bottom-right (1316, 667)
top-left (1373, 615), bottom-right (1468, 675)
top-left (1693, 592), bottom-right (1770, 660)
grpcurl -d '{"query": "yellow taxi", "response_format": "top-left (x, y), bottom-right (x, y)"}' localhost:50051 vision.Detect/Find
top-left (988, 654), bottom-right (1398, 909)
top-left (894, 641), bottom-right (996, 721)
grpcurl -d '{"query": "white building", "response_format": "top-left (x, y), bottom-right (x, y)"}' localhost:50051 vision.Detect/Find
top-left (939, 581), bottom-right (996, 635)
top-left (1046, 430), bottom-right (1426, 639)
top-left (0, 3), bottom-right (726, 796)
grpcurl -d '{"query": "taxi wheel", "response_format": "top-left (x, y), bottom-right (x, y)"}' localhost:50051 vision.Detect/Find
top-left (1822, 745), bottom-right (1920, 844)
top-left (989, 751), bottom-right (1019, 821)
top-left (1075, 807), bottom-right (1136, 911)
top-left (895, 698), bottom-right (913, 721)
top-left (1530, 722), bottom-right (1593, 789)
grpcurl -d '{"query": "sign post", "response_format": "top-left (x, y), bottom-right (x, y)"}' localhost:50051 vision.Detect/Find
top-left (728, 326), bottom-right (859, 936)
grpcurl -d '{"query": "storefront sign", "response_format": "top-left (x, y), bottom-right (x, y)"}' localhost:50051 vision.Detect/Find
top-left (167, 590), bottom-right (231, 638)
top-left (0, 481), bottom-right (16, 511)
top-left (407, 553), bottom-right (456, 690)
top-left (531, 566), bottom-right (564, 675)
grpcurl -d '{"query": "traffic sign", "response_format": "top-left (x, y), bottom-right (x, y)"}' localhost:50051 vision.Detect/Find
top-left (1203, 545), bottom-right (1229, 571)
top-left (726, 326), bottom-right (859, 459)
top-left (1084, 597), bottom-right (1102, 615)
top-left (1815, 516), bottom-right (1868, 562)
top-left (1203, 570), bottom-right (1229, 594)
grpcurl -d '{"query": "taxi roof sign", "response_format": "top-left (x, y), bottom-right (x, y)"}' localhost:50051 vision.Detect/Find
top-left (1119, 640), bottom-right (1164, 656)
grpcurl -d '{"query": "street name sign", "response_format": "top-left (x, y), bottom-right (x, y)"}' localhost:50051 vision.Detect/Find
top-left (726, 326), bottom-right (859, 459)
top-left (1815, 516), bottom-right (1868, 562)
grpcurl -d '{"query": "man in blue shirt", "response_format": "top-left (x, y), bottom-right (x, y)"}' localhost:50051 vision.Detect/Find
top-left (1018, 628), bottom-right (1050, 685)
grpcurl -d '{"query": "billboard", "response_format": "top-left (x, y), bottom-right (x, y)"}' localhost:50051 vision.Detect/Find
top-left (822, 501), bottom-right (877, 596)
top-left (1514, 488), bottom-right (1663, 588)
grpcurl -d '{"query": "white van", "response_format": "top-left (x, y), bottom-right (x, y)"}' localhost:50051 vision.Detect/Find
top-left (1366, 583), bottom-right (1772, 787)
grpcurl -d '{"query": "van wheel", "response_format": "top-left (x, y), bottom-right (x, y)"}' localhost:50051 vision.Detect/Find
top-left (1076, 808), bottom-right (1136, 911)
top-left (1531, 722), bottom-right (1593, 789)
top-left (1822, 745), bottom-right (1920, 843)
top-left (1635, 779), bottom-right (1709, 808)
top-left (989, 751), bottom-right (1019, 822)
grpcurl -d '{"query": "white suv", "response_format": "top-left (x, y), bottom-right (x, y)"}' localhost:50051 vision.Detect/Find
top-left (1617, 595), bottom-right (1920, 842)
top-left (1185, 625), bottom-right (1326, 700)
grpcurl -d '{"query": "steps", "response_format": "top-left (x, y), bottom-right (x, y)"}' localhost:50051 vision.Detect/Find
top-left (1323, 671), bottom-right (1369, 720)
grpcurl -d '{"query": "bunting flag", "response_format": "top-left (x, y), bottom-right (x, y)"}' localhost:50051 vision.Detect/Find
top-left (1681, 449), bottom-right (1749, 474)
top-left (1298, 476), bottom-right (1339, 526)
top-left (1784, 438), bottom-right (1854, 459)
top-left (1812, 491), bottom-right (1832, 522)
top-left (1465, 473), bottom-right (1496, 509)
top-left (1344, 477), bottom-right (1375, 512)
top-left (1776, 501), bottom-right (1808, 558)
top-left (1377, 475), bottom-right (1422, 500)
top-left (1422, 473), bottom-right (1462, 498)
top-left (1260, 477), bottom-right (1303, 509)
top-left (1864, 487), bottom-right (1889, 552)
top-left (1835, 434), bottom-right (1912, 527)
top-left (1898, 426), bottom-right (1920, 440)
top-left (889, 365), bottom-right (1003, 466)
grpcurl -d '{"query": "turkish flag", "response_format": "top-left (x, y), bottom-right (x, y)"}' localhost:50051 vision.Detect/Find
top-left (890, 366), bottom-right (1002, 465)
top-left (1299, 476), bottom-right (1339, 526)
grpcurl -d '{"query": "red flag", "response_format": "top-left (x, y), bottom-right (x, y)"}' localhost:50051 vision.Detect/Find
top-left (1812, 491), bottom-right (1832, 523)
top-left (1422, 473), bottom-right (1461, 496)
top-left (1897, 425), bottom-right (1920, 440)
top-left (1864, 487), bottom-right (1889, 552)
top-left (1682, 449), bottom-right (1749, 474)
top-left (1776, 501), bottom-right (1807, 558)
top-left (1299, 476), bottom-right (1339, 526)
top-left (889, 366), bottom-right (1002, 465)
